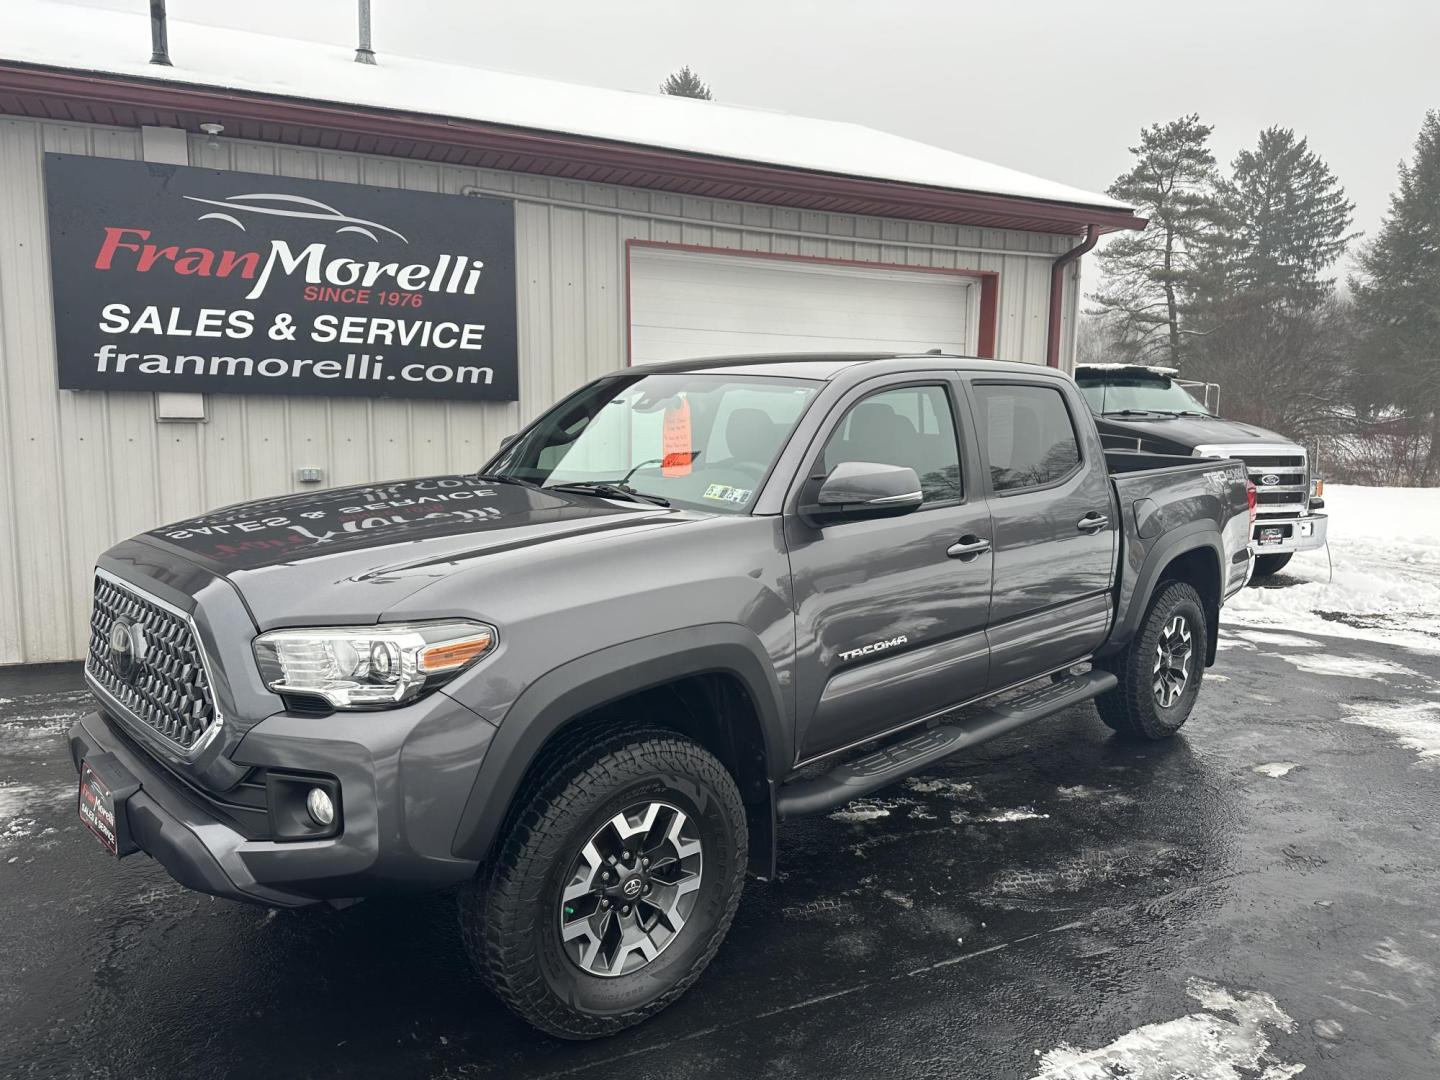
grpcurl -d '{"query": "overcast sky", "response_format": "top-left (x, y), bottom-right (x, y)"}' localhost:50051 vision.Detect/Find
top-left (79, 0), bottom-right (1438, 284)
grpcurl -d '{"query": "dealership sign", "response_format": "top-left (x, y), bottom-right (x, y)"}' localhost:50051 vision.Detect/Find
top-left (43, 154), bottom-right (518, 401)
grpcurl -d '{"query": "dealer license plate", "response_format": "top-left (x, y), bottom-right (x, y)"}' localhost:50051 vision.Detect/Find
top-left (78, 760), bottom-right (122, 855)
top-left (1257, 527), bottom-right (1286, 546)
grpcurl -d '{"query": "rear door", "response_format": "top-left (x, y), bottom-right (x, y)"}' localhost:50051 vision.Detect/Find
top-left (964, 377), bottom-right (1116, 689)
top-left (786, 374), bottom-right (993, 762)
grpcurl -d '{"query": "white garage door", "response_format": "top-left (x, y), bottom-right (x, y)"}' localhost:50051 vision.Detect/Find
top-left (628, 247), bottom-right (976, 365)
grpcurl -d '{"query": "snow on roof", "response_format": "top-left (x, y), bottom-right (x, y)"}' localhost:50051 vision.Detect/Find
top-left (1075, 363), bottom-right (1181, 376)
top-left (1, 0), bottom-right (1130, 214)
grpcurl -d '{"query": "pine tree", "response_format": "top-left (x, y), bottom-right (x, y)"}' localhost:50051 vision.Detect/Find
top-left (660, 66), bottom-right (713, 100)
top-left (1353, 111), bottom-right (1440, 482)
top-left (1185, 129), bottom-right (1355, 441)
top-left (1205, 127), bottom-right (1355, 311)
top-left (1090, 115), bottom-right (1223, 368)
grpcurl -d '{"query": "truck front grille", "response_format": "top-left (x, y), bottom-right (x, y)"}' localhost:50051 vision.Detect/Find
top-left (1205, 446), bottom-right (1309, 516)
top-left (87, 573), bottom-right (220, 753)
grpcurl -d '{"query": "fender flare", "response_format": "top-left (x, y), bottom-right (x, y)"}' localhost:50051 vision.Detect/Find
top-left (1105, 522), bottom-right (1224, 664)
top-left (449, 624), bottom-right (790, 866)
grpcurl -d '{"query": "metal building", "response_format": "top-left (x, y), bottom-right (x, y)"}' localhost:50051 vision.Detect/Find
top-left (0, 2), bottom-right (1143, 664)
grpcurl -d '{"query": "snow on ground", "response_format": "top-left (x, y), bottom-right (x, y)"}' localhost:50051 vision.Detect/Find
top-left (1339, 701), bottom-right (1440, 766)
top-left (1031, 979), bottom-right (1301, 1080)
top-left (1224, 485), bottom-right (1440, 653)
top-left (1277, 653), bottom-right (1420, 681)
top-left (1029, 978), bottom-right (1303, 1079)
top-left (1252, 763), bottom-right (1302, 778)
top-left (1233, 630), bottom-right (1321, 649)
top-left (951, 808), bottom-right (1049, 824)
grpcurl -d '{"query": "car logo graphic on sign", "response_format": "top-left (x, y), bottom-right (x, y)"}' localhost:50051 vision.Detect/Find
top-left (182, 192), bottom-right (409, 244)
top-left (1259, 473), bottom-right (1282, 486)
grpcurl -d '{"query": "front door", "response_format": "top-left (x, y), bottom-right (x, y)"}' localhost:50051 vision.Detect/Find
top-left (965, 377), bottom-right (1116, 689)
top-left (786, 376), bottom-right (993, 763)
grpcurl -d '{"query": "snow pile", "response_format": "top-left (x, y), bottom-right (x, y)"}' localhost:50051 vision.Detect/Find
top-left (1030, 978), bottom-right (1303, 1079)
top-left (1224, 485), bottom-right (1440, 653)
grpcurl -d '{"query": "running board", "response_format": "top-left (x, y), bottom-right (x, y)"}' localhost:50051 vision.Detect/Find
top-left (776, 669), bottom-right (1118, 819)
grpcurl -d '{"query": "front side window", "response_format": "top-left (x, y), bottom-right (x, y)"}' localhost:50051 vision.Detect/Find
top-left (975, 383), bottom-right (1081, 492)
top-left (820, 384), bottom-right (962, 504)
top-left (490, 372), bottom-right (820, 513)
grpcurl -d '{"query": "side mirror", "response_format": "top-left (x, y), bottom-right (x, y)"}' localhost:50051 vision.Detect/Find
top-left (497, 433), bottom-right (518, 449)
top-left (801, 461), bottom-right (923, 526)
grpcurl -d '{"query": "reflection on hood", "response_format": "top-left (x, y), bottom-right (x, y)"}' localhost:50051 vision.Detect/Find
top-left (145, 475), bottom-right (656, 574)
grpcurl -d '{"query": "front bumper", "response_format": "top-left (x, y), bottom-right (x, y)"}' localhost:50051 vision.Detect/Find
top-left (68, 691), bottom-right (496, 908)
top-left (1251, 512), bottom-right (1328, 555)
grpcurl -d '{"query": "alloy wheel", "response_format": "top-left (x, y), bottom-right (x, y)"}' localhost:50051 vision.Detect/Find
top-left (558, 801), bottom-right (704, 977)
top-left (1152, 613), bottom-right (1193, 708)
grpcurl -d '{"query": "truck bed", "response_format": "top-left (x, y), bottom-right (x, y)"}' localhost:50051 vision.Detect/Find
top-left (1103, 448), bottom-right (1213, 475)
top-left (1100, 448), bottom-right (1253, 659)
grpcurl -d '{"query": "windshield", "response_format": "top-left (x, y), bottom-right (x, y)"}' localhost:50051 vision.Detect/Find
top-left (1075, 371), bottom-right (1211, 416)
top-left (487, 371), bottom-right (821, 513)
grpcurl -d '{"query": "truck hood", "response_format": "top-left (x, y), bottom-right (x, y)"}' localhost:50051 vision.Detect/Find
top-left (136, 475), bottom-right (678, 628)
top-left (1096, 413), bottom-right (1293, 453)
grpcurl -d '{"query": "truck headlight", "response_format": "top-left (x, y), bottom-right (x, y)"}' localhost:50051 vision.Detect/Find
top-left (254, 621), bottom-right (496, 709)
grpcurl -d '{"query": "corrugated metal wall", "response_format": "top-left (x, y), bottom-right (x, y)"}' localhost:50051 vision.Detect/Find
top-left (0, 114), bottom-right (1082, 664)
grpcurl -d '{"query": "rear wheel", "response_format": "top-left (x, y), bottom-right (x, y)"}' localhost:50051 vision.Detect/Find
top-left (460, 729), bottom-right (747, 1039)
top-left (1095, 581), bottom-right (1207, 739)
top-left (1252, 553), bottom-right (1293, 579)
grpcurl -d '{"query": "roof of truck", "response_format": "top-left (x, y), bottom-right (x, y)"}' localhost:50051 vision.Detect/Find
top-left (621, 353), bottom-right (1062, 380)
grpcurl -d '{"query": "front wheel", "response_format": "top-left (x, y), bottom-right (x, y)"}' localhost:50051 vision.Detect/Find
top-left (1095, 581), bottom-right (1207, 739)
top-left (460, 729), bottom-right (747, 1039)
top-left (1252, 553), bottom-right (1293, 579)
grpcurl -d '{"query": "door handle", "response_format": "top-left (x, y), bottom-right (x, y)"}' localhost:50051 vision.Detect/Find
top-left (947, 535), bottom-right (991, 560)
top-left (1077, 513), bottom-right (1109, 532)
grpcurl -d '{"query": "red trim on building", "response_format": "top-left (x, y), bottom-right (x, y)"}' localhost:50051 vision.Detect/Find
top-left (623, 239), bottom-right (1000, 365)
top-left (0, 62), bottom-right (1148, 236)
top-left (976, 276), bottom-right (999, 359)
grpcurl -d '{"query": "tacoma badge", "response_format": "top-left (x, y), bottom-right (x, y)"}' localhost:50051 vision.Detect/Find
top-left (838, 635), bottom-right (908, 663)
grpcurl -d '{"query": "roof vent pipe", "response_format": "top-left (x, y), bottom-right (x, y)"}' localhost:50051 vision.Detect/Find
top-left (1044, 224), bottom-right (1099, 368)
top-left (149, 0), bottom-right (172, 66)
top-left (355, 0), bottom-right (377, 64)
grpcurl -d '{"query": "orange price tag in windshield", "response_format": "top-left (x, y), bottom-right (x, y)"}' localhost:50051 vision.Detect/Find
top-left (662, 398), bottom-right (693, 477)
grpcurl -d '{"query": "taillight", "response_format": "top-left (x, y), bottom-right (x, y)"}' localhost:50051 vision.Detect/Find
top-left (1245, 479), bottom-right (1257, 527)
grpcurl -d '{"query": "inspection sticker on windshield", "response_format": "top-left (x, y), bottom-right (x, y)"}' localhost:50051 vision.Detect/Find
top-left (703, 484), bottom-right (752, 505)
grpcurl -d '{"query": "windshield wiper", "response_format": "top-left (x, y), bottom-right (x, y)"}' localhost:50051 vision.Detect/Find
top-left (546, 481), bottom-right (671, 507)
top-left (1103, 409), bottom-right (1169, 417)
top-left (475, 472), bottom-right (540, 488)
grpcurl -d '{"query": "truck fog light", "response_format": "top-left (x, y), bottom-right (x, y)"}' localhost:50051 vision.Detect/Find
top-left (306, 786), bottom-right (336, 827)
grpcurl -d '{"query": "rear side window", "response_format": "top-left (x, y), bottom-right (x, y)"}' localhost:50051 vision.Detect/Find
top-left (974, 383), bottom-right (1081, 492)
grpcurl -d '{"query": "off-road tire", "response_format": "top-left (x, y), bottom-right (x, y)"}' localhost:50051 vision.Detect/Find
top-left (1095, 580), bottom-right (1207, 739)
top-left (1252, 553), bottom-right (1293, 579)
top-left (460, 728), bottom-right (747, 1039)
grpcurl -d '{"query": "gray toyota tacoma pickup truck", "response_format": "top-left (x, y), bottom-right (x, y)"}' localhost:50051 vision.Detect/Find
top-left (70, 353), bottom-right (1254, 1037)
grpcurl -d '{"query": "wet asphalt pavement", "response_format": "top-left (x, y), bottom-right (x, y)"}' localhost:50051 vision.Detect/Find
top-left (2, 588), bottom-right (1439, 1079)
